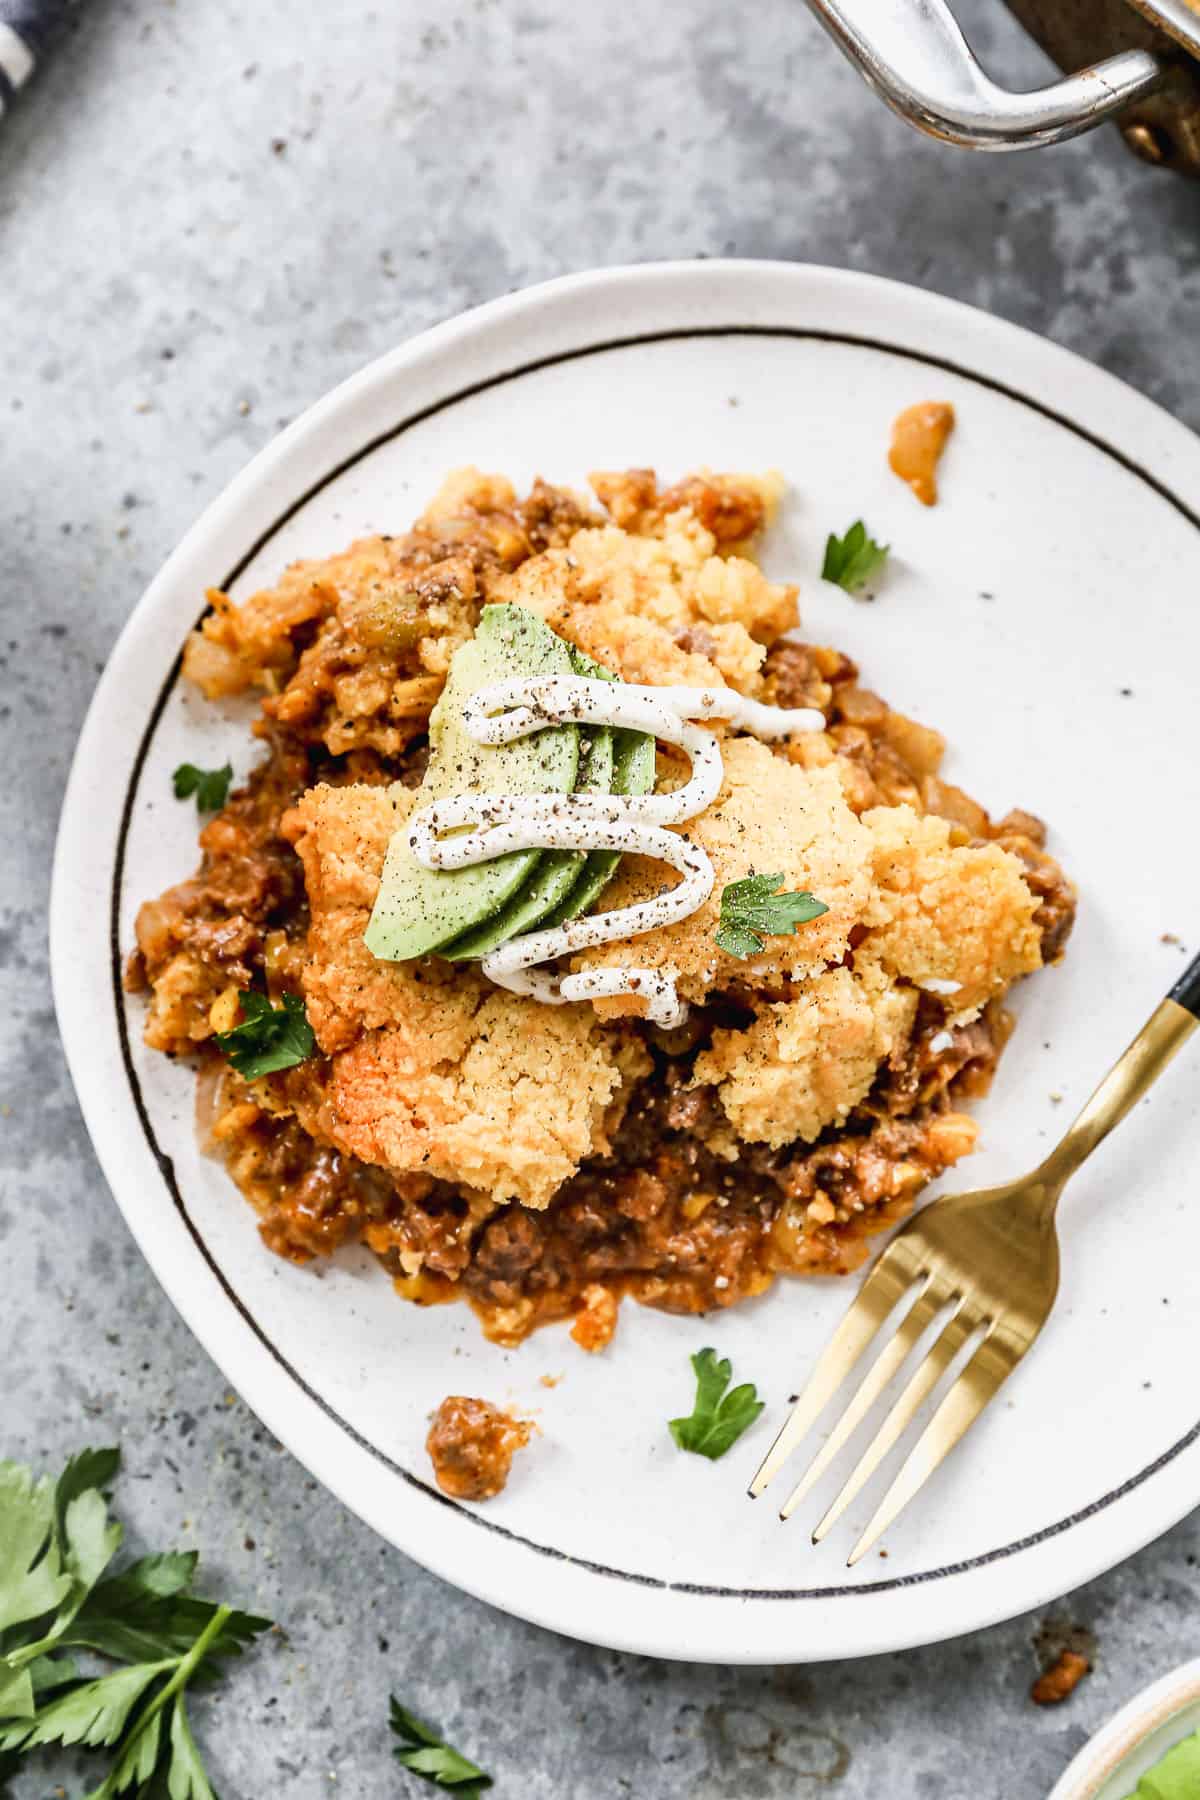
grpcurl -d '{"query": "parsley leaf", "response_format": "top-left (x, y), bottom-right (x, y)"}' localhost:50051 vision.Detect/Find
top-left (165, 1692), bottom-right (219, 1800)
top-left (28, 1655), bottom-right (80, 1695)
top-left (1, 1660), bottom-right (169, 1753)
top-left (215, 991), bottom-right (315, 1080)
top-left (172, 763), bottom-right (233, 813)
top-left (0, 1446), bottom-right (123, 1691)
top-left (0, 1666), bottom-right (33, 1725)
top-left (70, 1568), bottom-right (267, 1671)
top-left (0, 1460), bottom-right (75, 1642)
top-left (821, 521), bottom-right (889, 595)
top-left (54, 1449), bottom-right (121, 1552)
top-left (669, 1348), bottom-right (765, 1460)
top-left (0, 1449), bottom-right (272, 1798)
top-left (390, 1697), bottom-right (491, 1793)
top-left (714, 872), bottom-right (829, 960)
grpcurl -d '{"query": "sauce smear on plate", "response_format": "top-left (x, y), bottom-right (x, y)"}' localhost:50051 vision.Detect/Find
top-left (889, 401), bottom-right (955, 505)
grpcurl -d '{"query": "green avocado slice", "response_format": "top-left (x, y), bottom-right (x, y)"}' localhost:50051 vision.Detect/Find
top-left (440, 648), bottom-right (615, 960)
top-left (540, 723), bottom-right (656, 927)
top-left (363, 605), bottom-right (578, 962)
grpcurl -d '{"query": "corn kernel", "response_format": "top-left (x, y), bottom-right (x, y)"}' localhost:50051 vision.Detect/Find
top-left (209, 984), bottom-right (242, 1035)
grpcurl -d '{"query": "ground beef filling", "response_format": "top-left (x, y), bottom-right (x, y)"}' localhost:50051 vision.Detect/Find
top-left (452, 1022), bottom-right (996, 1346)
top-left (426, 1397), bottom-right (532, 1500)
top-left (127, 474), bottom-right (1076, 1349)
top-left (192, 995), bottom-right (1006, 1347)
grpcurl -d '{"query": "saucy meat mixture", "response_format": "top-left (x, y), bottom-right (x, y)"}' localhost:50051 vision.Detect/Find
top-left (127, 467), bottom-right (1075, 1350)
top-left (426, 1396), bottom-right (533, 1501)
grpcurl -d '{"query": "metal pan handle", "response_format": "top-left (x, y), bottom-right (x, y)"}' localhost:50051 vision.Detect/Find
top-left (0, 0), bottom-right (72, 117)
top-left (805, 0), bottom-right (1167, 150)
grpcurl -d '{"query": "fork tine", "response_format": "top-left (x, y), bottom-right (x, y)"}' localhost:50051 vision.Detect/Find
top-left (846, 1328), bottom-right (1018, 1566)
top-left (777, 1280), bottom-right (948, 1520)
top-left (811, 1302), bottom-right (978, 1543)
top-left (748, 1249), bottom-right (917, 1498)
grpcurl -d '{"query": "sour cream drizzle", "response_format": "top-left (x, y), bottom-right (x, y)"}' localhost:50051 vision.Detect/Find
top-left (408, 677), bottom-right (825, 1027)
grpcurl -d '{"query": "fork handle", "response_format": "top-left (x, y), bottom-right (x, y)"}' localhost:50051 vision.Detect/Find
top-left (1041, 950), bottom-right (1200, 1188)
top-left (1170, 950), bottom-right (1200, 1019)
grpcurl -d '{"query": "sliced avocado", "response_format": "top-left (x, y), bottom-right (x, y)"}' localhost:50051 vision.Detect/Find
top-left (364, 605), bottom-right (578, 962)
top-left (440, 648), bottom-right (615, 960)
top-left (540, 723), bottom-right (656, 927)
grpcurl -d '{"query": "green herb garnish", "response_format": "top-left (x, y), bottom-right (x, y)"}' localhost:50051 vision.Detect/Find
top-left (0, 1447), bottom-right (271, 1798)
top-left (714, 872), bottom-right (829, 960)
top-left (215, 991), bottom-right (315, 1080)
top-left (669, 1348), bottom-right (764, 1461)
top-left (172, 762), bottom-right (233, 813)
top-left (390, 1697), bottom-right (492, 1793)
top-left (821, 521), bottom-right (889, 595)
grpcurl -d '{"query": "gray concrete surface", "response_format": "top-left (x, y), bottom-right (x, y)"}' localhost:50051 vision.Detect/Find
top-left (3, 1), bottom-right (1200, 1794)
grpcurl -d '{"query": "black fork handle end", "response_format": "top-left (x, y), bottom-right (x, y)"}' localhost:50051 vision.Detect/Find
top-left (1168, 949), bottom-right (1200, 1021)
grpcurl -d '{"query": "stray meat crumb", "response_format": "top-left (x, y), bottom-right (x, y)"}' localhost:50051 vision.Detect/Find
top-left (426, 1395), bottom-right (532, 1501)
top-left (570, 1283), bottom-right (619, 1353)
top-left (1031, 1648), bottom-right (1091, 1705)
top-left (1032, 1616), bottom-right (1096, 1705)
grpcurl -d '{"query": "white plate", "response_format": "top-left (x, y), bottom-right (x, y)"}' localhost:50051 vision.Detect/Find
top-left (1049, 1660), bottom-right (1200, 1799)
top-left (51, 261), bottom-right (1200, 1664)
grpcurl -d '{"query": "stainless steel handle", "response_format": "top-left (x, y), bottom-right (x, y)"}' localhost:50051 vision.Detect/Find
top-left (806, 0), bottom-right (1168, 151)
top-left (0, 0), bottom-right (71, 119)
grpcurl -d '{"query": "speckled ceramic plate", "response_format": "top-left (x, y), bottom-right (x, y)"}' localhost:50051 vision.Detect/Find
top-left (1049, 1660), bottom-right (1200, 1799)
top-left (51, 261), bottom-right (1200, 1664)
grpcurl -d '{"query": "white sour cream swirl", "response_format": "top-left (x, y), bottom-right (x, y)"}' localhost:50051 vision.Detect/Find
top-left (408, 677), bottom-right (824, 1028)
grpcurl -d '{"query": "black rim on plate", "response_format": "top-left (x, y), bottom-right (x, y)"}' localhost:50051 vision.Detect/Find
top-left (107, 325), bottom-right (1200, 1603)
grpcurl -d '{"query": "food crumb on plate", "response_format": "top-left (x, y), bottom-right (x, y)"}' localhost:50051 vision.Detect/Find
top-left (888, 401), bottom-right (955, 506)
top-left (426, 1395), bottom-right (533, 1501)
top-left (570, 1284), bottom-right (619, 1353)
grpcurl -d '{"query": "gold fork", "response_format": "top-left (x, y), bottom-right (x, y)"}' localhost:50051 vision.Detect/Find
top-left (749, 953), bottom-right (1200, 1563)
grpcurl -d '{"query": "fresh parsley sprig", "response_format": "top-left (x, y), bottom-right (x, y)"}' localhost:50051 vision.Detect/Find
top-left (0, 1448), bottom-right (271, 1799)
top-left (714, 872), bottom-right (829, 960)
top-left (390, 1697), bottom-right (492, 1794)
top-left (669, 1349), bottom-right (764, 1461)
top-left (821, 521), bottom-right (889, 595)
top-left (172, 763), bottom-right (233, 813)
top-left (215, 991), bottom-right (315, 1080)
top-left (0, 1449), bottom-right (123, 1720)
